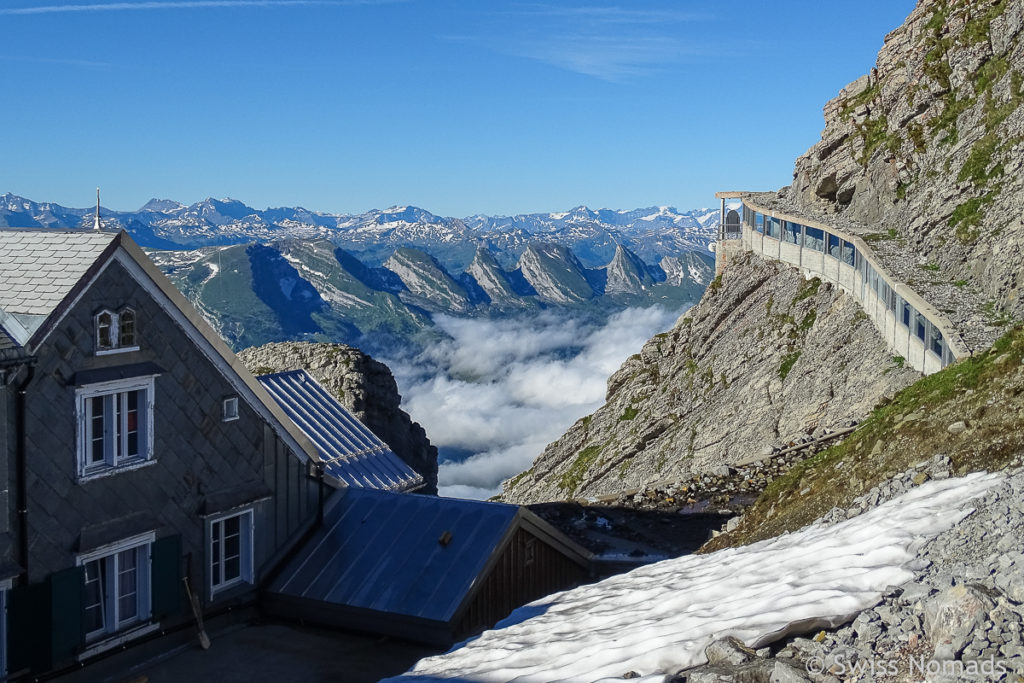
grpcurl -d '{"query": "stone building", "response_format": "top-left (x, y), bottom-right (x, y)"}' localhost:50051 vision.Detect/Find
top-left (0, 229), bottom-right (326, 677)
top-left (0, 228), bottom-right (600, 679)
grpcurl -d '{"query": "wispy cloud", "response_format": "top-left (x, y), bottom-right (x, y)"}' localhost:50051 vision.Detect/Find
top-left (383, 306), bottom-right (685, 499)
top-left (510, 4), bottom-right (706, 25)
top-left (508, 34), bottom-right (698, 81)
top-left (450, 3), bottom-right (712, 82)
top-left (0, 0), bottom-right (389, 16)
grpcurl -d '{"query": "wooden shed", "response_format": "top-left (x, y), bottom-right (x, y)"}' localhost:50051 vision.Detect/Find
top-left (264, 488), bottom-right (593, 646)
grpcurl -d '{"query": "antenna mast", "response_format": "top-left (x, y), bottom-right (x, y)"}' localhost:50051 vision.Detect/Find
top-left (93, 187), bottom-right (101, 231)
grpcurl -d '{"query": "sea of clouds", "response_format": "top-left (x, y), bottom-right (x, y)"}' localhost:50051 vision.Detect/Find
top-left (382, 306), bottom-right (686, 499)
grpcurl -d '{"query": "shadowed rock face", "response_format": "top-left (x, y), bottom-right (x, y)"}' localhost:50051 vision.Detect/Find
top-left (501, 255), bottom-right (919, 504)
top-left (787, 0), bottom-right (1024, 316)
top-left (238, 341), bottom-right (439, 494)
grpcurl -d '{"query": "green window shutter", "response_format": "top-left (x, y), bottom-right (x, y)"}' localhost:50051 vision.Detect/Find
top-left (151, 534), bottom-right (183, 620)
top-left (48, 565), bottom-right (85, 666)
top-left (7, 581), bottom-right (52, 674)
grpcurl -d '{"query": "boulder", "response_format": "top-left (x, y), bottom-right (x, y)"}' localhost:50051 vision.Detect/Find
top-left (923, 585), bottom-right (995, 660)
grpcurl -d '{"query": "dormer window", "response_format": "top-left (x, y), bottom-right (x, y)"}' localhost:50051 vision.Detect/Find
top-left (119, 308), bottom-right (136, 347)
top-left (95, 307), bottom-right (140, 355)
top-left (97, 311), bottom-right (114, 350)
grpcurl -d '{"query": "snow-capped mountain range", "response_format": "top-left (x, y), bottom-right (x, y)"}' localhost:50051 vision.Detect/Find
top-left (0, 193), bottom-right (718, 270)
top-left (1, 192), bottom-right (719, 354)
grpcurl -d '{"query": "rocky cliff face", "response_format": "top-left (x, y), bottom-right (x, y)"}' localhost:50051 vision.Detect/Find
top-left (516, 243), bottom-right (596, 303)
top-left (604, 244), bottom-right (655, 295)
top-left (502, 255), bottom-right (919, 503)
top-left (788, 0), bottom-right (1024, 315)
top-left (238, 341), bottom-right (439, 493)
top-left (383, 247), bottom-right (473, 313)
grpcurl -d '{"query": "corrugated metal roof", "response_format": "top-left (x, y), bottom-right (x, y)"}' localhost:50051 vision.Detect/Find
top-left (0, 229), bottom-right (117, 317)
top-left (257, 370), bottom-right (424, 492)
top-left (269, 488), bottom-right (519, 623)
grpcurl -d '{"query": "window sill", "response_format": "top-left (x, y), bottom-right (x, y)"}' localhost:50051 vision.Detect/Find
top-left (78, 457), bottom-right (157, 483)
top-left (78, 621), bottom-right (160, 661)
top-left (210, 576), bottom-right (252, 600)
top-left (95, 346), bottom-right (141, 356)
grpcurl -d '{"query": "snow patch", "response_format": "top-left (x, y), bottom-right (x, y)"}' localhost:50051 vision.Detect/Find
top-left (386, 472), bottom-right (1002, 683)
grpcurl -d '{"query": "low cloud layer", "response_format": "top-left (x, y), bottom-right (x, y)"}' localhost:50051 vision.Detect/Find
top-left (383, 306), bottom-right (686, 499)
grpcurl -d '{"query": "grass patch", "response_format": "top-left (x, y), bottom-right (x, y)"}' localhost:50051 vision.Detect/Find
top-left (983, 300), bottom-right (1015, 327)
top-left (506, 467), bottom-right (532, 490)
top-left (619, 406), bottom-right (639, 421)
top-left (798, 310), bottom-right (817, 333)
top-left (779, 351), bottom-right (801, 380)
top-left (892, 355), bottom-right (905, 369)
top-left (708, 274), bottom-right (723, 291)
top-left (954, 279), bottom-right (968, 288)
top-left (857, 116), bottom-right (899, 165)
top-left (559, 444), bottom-right (605, 496)
top-left (840, 82), bottom-right (879, 119)
top-left (950, 192), bottom-right (996, 242)
top-left (792, 277), bottom-right (822, 304)
top-left (705, 325), bottom-right (1024, 552)
top-left (958, 133), bottom-right (1002, 186)
top-left (920, 263), bottom-right (940, 272)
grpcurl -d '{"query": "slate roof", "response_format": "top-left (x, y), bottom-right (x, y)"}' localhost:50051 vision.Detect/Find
top-left (268, 488), bottom-right (520, 623)
top-left (0, 229), bottom-right (118, 338)
top-left (257, 370), bottom-right (424, 492)
top-left (0, 327), bottom-right (15, 351)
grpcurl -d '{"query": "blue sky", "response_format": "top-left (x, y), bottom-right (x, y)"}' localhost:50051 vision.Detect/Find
top-left (1, 0), bottom-right (914, 216)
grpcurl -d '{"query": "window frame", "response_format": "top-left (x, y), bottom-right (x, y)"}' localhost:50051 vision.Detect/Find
top-left (208, 509), bottom-right (255, 597)
top-left (76, 533), bottom-right (155, 643)
top-left (222, 396), bottom-right (239, 423)
top-left (75, 376), bottom-right (156, 481)
top-left (94, 307), bottom-right (140, 356)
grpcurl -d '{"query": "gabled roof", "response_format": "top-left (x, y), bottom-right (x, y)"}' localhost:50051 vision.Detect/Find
top-left (0, 229), bottom-right (118, 342)
top-left (269, 488), bottom-right (522, 623)
top-left (268, 488), bottom-right (592, 631)
top-left (0, 227), bottom-right (320, 466)
top-left (257, 370), bottom-right (424, 492)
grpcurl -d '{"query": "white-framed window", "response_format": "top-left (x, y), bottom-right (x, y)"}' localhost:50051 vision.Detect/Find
top-left (0, 578), bottom-right (10, 677)
top-left (77, 533), bottom-right (154, 642)
top-left (95, 307), bottom-right (139, 355)
top-left (209, 510), bottom-right (254, 596)
top-left (75, 376), bottom-right (156, 480)
top-left (222, 396), bottom-right (239, 422)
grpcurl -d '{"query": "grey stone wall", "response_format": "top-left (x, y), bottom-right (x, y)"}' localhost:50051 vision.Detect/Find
top-left (22, 259), bottom-right (319, 602)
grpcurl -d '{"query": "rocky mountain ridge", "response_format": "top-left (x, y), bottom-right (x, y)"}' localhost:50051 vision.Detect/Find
top-left (502, 255), bottom-right (919, 504)
top-left (237, 341), bottom-right (439, 494)
top-left (151, 238), bottom-right (712, 353)
top-left (786, 0), bottom-right (1024, 319)
top-left (501, 0), bottom-right (1024, 507)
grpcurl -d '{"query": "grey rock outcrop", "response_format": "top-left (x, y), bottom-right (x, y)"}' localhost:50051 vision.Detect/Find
top-left (605, 244), bottom-right (654, 295)
top-left (502, 255), bottom-right (918, 503)
top-left (788, 0), bottom-right (1024, 318)
top-left (516, 243), bottom-right (596, 304)
top-left (384, 247), bottom-right (472, 314)
top-left (238, 341), bottom-right (439, 493)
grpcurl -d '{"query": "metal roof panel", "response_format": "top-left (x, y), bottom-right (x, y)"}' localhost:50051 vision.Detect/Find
top-left (269, 488), bottom-right (520, 623)
top-left (257, 370), bottom-right (424, 492)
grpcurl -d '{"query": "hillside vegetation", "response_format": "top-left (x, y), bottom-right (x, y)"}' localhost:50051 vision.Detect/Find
top-left (705, 324), bottom-right (1024, 551)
